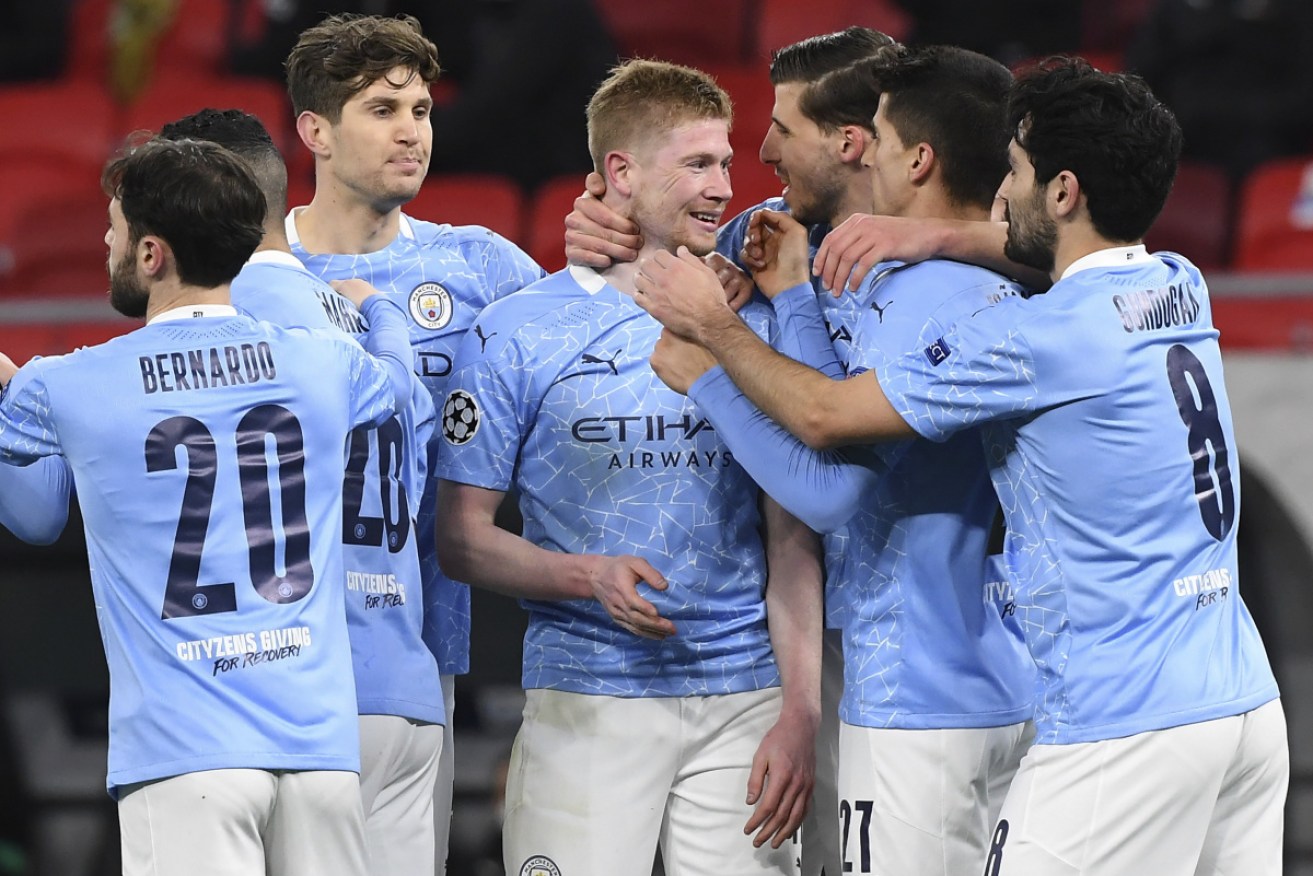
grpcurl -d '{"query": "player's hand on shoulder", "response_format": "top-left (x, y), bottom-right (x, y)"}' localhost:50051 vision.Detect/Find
top-left (746, 209), bottom-right (811, 299)
top-left (744, 707), bottom-right (817, 849)
top-left (814, 213), bottom-right (942, 295)
top-left (564, 172), bottom-right (643, 269)
top-left (587, 554), bottom-right (675, 640)
top-left (330, 278), bottom-right (383, 308)
top-left (705, 252), bottom-right (754, 312)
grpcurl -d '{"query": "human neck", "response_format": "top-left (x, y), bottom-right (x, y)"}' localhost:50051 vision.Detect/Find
top-left (1051, 225), bottom-right (1130, 282)
top-left (254, 216), bottom-right (293, 255)
top-left (294, 178), bottom-right (403, 255)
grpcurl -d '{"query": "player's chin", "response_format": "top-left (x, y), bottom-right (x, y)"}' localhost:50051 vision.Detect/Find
top-left (676, 232), bottom-right (717, 259)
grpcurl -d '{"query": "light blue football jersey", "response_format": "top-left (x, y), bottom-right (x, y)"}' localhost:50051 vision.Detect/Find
top-left (0, 455), bottom-right (72, 544)
top-left (0, 309), bottom-right (395, 795)
top-left (877, 246), bottom-right (1279, 743)
top-left (830, 260), bottom-right (1034, 729)
top-left (232, 252), bottom-right (444, 725)
top-left (289, 213), bottom-right (545, 675)
top-left (435, 266), bottom-right (780, 697)
top-left (718, 199), bottom-right (865, 630)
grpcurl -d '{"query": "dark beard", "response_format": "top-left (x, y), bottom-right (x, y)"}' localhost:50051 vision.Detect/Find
top-left (108, 255), bottom-right (149, 319)
top-left (1003, 200), bottom-right (1057, 274)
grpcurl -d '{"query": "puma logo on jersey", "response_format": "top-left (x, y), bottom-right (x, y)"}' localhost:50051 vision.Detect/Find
top-left (474, 324), bottom-right (497, 353)
top-left (870, 299), bottom-right (893, 323)
top-left (582, 350), bottom-right (621, 375)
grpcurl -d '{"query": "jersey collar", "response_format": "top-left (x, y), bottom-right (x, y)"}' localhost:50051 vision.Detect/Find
top-left (284, 208), bottom-right (416, 249)
top-left (245, 250), bottom-right (305, 269)
top-left (568, 264), bottom-right (608, 295)
top-left (1060, 244), bottom-right (1152, 281)
top-left (148, 304), bottom-right (238, 325)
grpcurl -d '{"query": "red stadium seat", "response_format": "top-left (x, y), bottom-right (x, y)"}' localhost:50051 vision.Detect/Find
top-left (65, 0), bottom-right (114, 81)
top-left (1233, 157), bottom-right (1313, 271)
top-left (1145, 161), bottom-right (1233, 270)
top-left (0, 81), bottom-right (117, 168)
top-left (596, 0), bottom-right (754, 66)
top-left (154, 0), bottom-right (233, 78)
top-left (0, 159), bottom-right (107, 249)
top-left (526, 175), bottom-right (587, 273)
top-left (122, 76), bottom-right (294, 156)
top-left (756, 0), bottom-right (912, 61)
top-left (405, 174), bottom-right (526, 242)
top-left (0, 193), bottom-right (112, 299)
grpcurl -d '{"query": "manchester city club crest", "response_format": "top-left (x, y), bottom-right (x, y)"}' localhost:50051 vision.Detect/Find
top-left (519, 856), bottom-right (562, 876)
top-left (409, 281), bottom-right (453, 330)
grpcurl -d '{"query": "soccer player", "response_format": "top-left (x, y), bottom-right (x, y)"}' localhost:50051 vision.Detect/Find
top-left (634, 57), bottom-right (1288, 876)
top-left (434, 59), bottom-right (822, 876)
top-left (0, 137), bottom-right (414, 875)
top-left (563, 29), bottom-right (893, 875)
top-left (282, 19), bottom-right (546, 869)
top-left (671, 46), bottom-right (1039, 875)
top-left (158, 108), bottom-right (446, 876)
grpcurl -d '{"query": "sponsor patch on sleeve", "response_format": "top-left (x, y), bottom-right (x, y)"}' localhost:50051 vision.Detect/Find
top-left (441, 389), bottom-right (481, 445)
top-left (923, 337), bottom-right (952, 366)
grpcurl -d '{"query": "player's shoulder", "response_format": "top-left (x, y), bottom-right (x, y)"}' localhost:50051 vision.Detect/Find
top-left (404, 213), bottom-right (534, 261)
top-left (473, 268), bottom-right (598, 337)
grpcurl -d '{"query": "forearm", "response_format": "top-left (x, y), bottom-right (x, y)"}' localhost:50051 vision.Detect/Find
top-left (691, 368), bottom-right (877, 532)
top-left (762, 498), bottom-right (823, 727)
top-left (434, 481), bottom-right (597, 601)
top-left (941, 220), bottom-right (1050, 290)
top-left (358, 296), bottom-right (416, 415)
top-left (772, 284), bottom-right (845, 378)
top-left (699, 310), bottom-right (855, 449)
top-left (0, 456), bottom-right (71, 544)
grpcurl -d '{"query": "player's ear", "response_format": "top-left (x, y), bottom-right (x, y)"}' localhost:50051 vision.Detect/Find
top-left (137, 235), bottom-right (170, 280)
top-left (1050, 169), bottom-right (1081, 220)
top-left (837, 124), bottom-right (869, 165)
top-left (296, 111), bottom-right (332, 159)
top-left (908, 142), bottom-right (935, 185)
top-left (604, 150), bottom-right (636, 199)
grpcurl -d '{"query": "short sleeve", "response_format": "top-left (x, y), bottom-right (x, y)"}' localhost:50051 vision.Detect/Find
top-left (433, 328), bottom-right (531, 491)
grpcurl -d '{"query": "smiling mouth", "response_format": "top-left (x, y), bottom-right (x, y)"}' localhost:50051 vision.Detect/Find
top-left (690, 211), bottom-right (721, 227)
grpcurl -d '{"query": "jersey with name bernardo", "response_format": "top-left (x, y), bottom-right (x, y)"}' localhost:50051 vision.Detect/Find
top-left (0, 313), bottom-right (395, 795)
top-left (289, 213), bottom-right (545, 675)
top-left (718, 198), bottom-right (866, 630)
top-left (838, 259), bottom-right (1033, 730)
top-left (232, 252), bottom-right (444, 725)
top-left (436, 266), bottom-right (779, 697)
top-left (878, 247), bottom-right (1279, 744)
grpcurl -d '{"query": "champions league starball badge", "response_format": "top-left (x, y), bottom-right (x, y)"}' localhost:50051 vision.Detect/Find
top-left (442, 390), bottom-right (481, 445)
top-left (409, 281), bottom-right (453, 329)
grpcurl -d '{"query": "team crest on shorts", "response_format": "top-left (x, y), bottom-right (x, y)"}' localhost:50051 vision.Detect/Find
top-left (519, 856), bottom-right (562, 876)
top-left (409, 282), bottom-right (453, 330)
top-left (442, 390), bottom-right (481, 445)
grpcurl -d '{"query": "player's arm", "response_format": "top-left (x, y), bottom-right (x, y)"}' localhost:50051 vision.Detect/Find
top-left (744, 495), bottom-right (822, 849)
top-left (0, 456), bottom-right (72, 545)
top-left (813, 213), bottom-right (1050, 293)
top-left (687, 355), bottom-right (880, 532)
top-left (435, 479), bottom-right (676, 640)
top-left (638, 246), bottom-right (915, 450)
top-left (331, 279), bottom-right (415, 415)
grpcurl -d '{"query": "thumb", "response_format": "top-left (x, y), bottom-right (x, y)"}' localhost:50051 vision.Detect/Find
top-left (584, 171), bottom-right (606, 198)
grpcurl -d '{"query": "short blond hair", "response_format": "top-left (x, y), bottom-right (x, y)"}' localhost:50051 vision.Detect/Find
top-left (586, 59), bottom-right (733, 171)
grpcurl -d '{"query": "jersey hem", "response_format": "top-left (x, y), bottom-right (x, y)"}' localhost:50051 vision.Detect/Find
top-left (1036, 687), bottom-right (1280, 744)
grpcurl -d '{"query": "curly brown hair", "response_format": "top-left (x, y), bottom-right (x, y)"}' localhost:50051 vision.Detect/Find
top-left (284, 14), bottom-right (442, 122)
